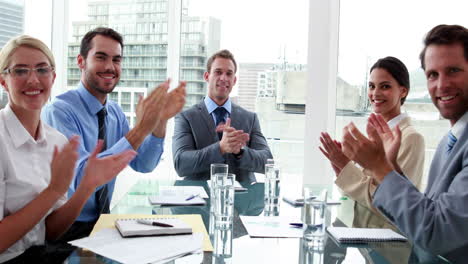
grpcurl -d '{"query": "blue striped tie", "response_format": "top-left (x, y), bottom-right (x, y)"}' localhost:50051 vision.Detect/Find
top-left (447, 131), bottom-right (457, 153)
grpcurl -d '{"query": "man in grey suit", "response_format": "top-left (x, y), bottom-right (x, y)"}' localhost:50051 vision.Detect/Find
top-left (172, 49), bottom-right (272, 183)
top-left (340, 24), bottom-right (468, 262)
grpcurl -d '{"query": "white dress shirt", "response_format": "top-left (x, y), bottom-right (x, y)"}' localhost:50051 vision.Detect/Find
top-left (451, 111), bottom-right (468, 139)
top-left (0, 105), bottom-right (68, 262)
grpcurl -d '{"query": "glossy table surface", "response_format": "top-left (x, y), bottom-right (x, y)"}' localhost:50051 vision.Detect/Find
top-left (66, 179), bottom-right (449, 264)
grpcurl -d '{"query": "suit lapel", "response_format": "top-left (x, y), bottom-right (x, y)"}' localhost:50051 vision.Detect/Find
top-left (197, 101), bottom-right (218, 141)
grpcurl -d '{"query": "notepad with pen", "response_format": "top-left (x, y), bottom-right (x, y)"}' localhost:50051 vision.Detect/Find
top-left (326, 227), bottom-right (408, 243)
top-left (115, 218), bottom-right (193, 237)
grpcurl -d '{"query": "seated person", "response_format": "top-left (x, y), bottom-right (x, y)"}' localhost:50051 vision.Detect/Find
top-left (41, 27), bottom-right (186, 240)
top-left (319, 56), bottom-right (425, 230)
top-left (172, 49), bottom-right (273, 183)
top-left (0, 35), bottom-right (135, 263)
top-left (340, 25), bottom-right (468, 262)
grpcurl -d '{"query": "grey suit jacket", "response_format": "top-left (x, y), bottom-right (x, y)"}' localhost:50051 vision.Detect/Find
top-left (172, 100), bottom-right (273, 183)
top-left (373, 124), bottom-right (468, 263)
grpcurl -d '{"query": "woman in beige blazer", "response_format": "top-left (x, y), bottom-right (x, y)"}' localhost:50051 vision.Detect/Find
top-left (319, 56), bottom-right (425, 230)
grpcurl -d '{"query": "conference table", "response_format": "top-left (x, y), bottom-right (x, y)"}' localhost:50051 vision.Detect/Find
top-left (66, 178), bottom-right (449, 264)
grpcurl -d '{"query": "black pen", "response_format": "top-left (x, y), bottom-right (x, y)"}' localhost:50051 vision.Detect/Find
top-left (137, 219), bottom-right (174, 227)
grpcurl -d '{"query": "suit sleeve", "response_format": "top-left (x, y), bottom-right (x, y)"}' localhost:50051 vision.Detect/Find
top-left (397, 131), bottom-right (425, 189)
top-left (372, 152), bottom-right (468, 255)
top-left (335, 162), bottom-right (377, 209)
top-left (172, 113), bottom-right (225, 176)
top-left (236, 113), bottom-right (273, 173)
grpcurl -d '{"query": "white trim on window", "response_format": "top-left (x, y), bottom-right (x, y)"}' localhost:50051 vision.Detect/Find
top-left (51, 0), bottom-right (69, 98)
top-left (166, 0), bottom-right (182, 88)
top-left (303, 0), bottom-right (340, 185)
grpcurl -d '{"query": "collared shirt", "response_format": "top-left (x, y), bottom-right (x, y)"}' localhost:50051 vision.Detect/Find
top-left (204, 96), bottom-right (232, 124)
top-left (387, 112), bottom-right (408, 130)
top-left (450, 111), bottom-right (468, 139)
top-left (42, 82), bottom-right (164, 222)
top-left (0, 105), bottom-right (67, 262)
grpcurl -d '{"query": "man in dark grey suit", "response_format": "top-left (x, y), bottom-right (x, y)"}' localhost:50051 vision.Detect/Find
top-left (340, 24), bottom-right (468, 262)
top-left (172, 50), bottom-right (272, 183)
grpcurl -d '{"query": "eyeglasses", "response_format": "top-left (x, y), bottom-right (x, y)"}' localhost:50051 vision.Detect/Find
top-left (2, 66), bottom-right (55, 79)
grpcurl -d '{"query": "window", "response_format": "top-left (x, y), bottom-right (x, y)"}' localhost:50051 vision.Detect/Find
top-left (184, 0), bottom-right (309, 184)
top-left (336, 0), bottom-right (468, 189)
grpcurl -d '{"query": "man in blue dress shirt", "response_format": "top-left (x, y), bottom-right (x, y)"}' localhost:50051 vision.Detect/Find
top-left (42, 27), bottom-right (186, 240)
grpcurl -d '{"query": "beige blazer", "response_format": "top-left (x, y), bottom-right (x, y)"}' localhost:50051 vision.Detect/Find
top-left (335, 116), bottom-right (425, 230)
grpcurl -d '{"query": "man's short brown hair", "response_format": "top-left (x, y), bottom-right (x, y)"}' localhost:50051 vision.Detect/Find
top-left (420, 24), bottom-right (468, 69)
top-left (206, 49), bottom-right (237, 73)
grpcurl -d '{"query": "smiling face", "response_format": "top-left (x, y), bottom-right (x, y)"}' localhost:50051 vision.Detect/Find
top-left (368, 68), bottom-right (408, 121)
top-left (0, 46), bottom-right (55, 115)
top-left (205, 57), bottom-right (237, 105)
top-left (78, 35), bottom-right (122, 104)
top-left (425, 44), bottom-right (468, 126)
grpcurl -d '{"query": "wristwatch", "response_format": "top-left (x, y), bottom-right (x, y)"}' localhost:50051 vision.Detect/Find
top-left (233, 148), bottom-right (244, 159)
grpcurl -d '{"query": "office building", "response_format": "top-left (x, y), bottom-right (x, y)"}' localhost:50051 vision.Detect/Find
top-left (237, 63), bottom-right (274, 112)
top-left (0, 0), bottom-right (24, 109)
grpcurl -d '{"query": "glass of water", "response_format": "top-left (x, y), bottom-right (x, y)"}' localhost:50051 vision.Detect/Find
top-left (264, 165), bottom-right (281, 216)
top-left (212, 225), bottom-right (233, 263)
top-left (209, 164), bottom-right (229, 238)
top-left (213, 173), bottom-right (235, 229)
top-left (303, 188), bottom-right (327, 240)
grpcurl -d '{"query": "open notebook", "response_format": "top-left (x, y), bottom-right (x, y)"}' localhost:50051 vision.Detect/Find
top-left (115, 218), bottom-right (193, 237)
top-left (327, 227), bottom-right (408, 243)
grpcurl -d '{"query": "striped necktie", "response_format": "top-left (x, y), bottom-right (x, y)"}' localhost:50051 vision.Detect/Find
top-left (447, 131), bottom-right (457, 153)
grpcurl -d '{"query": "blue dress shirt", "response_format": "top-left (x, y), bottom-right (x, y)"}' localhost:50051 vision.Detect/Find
top-left (204, 96), bottom-right (231, 124)
top-left (42, 82), bottom-right (164, 221)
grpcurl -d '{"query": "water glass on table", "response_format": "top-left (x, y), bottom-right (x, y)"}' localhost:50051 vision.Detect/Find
top-left (212, 225), bottom-right (233, 263)
top-left (264, 164), bottom-right (281, 216)
top-left (209, 164), bottom-right (229, 236)
top-left (302, 188), bottom-right (327, 240)
top-left (213, 173), bottom-right (235, 229)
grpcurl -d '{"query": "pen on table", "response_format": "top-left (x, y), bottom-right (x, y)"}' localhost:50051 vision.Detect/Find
top-left (289, 223), bottom-right (303, 228)
top-left (137, 219), bottom-right (174, 227)
top-left (289, 223), bottom-right (323, 228)
top-left (185, 194), bottom-right (201, 201)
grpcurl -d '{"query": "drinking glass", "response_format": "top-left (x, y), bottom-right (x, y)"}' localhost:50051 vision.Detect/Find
top-left (264, 165), bottom-right (281, 215)
top-left (213, 173), bottom-right (235, 229)
top-left (209, 164), bottom-right (229, 238)
top-left (303, 188), bottom-right (327, 240)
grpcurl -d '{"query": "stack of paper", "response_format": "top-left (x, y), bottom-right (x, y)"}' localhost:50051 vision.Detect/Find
top-left (240, 216), bottom-right (304, 238)
top-left (70, 228), bottom-right (203, 264)
top-left (148, 186), bottom-right (208, 205)
top-left (327, 227), bottom-right (408, 243)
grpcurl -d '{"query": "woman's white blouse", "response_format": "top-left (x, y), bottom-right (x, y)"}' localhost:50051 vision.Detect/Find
top-left (0, 105), bottom-right (68, 262)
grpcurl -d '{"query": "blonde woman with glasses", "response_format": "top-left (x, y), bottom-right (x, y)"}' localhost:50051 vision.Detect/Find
top-left (0, 35), bottom-right (136, 263)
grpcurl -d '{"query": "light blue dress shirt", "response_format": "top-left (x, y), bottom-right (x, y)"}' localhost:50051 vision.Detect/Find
top-left (42, 82), bottom-right (164, 221)
top-left (204, 96), bottom-right (231, 124)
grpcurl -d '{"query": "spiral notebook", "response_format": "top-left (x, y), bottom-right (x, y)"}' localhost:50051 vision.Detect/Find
top-left (327, 227), bottom-right (407, 243)
top-left (115, 217), bottom-right (193, 237)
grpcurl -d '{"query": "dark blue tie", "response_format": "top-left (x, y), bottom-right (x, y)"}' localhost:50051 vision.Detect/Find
top-left (447, 131), bottom-right (457, 153)
top-left (213, 107), bottom-right (227, 140)
top-left (95, 107), bottom-right (110, 214)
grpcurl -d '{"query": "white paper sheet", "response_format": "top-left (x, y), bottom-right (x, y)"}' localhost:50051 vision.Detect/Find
top-left (158, 186), bottom-right (209, 198)
top-left (240, 216), bottom-right (304, 238)
top-left (69, 228), bottom-right (203, 264)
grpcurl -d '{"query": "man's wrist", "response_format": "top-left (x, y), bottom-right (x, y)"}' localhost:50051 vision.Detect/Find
top-left (372, 161), bottom-right (394, 184)
top-left (233, 148), bottom-right (244, 159)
